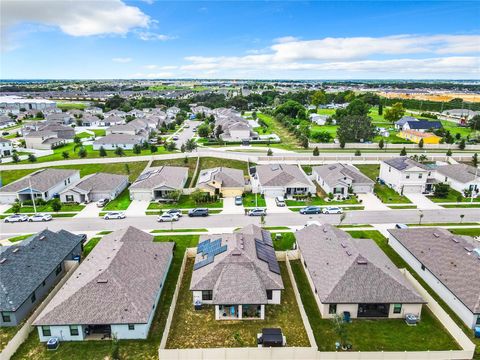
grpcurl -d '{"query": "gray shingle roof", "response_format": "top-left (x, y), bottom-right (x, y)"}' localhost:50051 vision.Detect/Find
top-left (0, 137), bottom-right (11, 143)
top-left (0, 230), bottom-right (83, 312)
top-left (395, 116), bottom-right (418, 126)
top-left (62, 172), bottom-right (128, 194)
top-left (0, 168), bottom-right (79, 193)
top-left (130, 166), bottom-right (188, 191)
top-left (196, 167), bottom-right (245, 188)
top-left (296, 224), bottom-right (424, 304)
top-left (313, 163), bottom-right (374, 188)
top-left (436, 164), bottom-right (480, 184)
top-left (383, 157), bottom-right (430, 171)
top-left (190, 224), bottom-right (284, 305)
top-left (93, 133), bottom-right (143, 145)
top-left (256, 164), bottom-right (312, 187)
top-left (388, 228), bottom-right (480, 313)
top-left (34, 227), bottom-right (174, 326)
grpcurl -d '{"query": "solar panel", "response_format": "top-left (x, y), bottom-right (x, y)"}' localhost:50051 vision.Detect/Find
top-left (197, 239), bottom-right (210, 252)
top-left (255, 239), bottom-right (281, 274)
top-left (193, 256), bottom-right (214, 270)
top-left (209, 244), bottom-right (227, 257)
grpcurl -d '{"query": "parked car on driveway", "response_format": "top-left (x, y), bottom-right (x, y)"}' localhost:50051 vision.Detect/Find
top-left (248, 208), bottom-right (267, 216)
top-left (96, 198), bottom-right (109, 207)
top-left (235, 195), bottom-right (243, 206)
top-left (103, 211), bottom-right (126, 220)
top-left (158, 213), bottom-right (180, 222)
top-left (172, 135), bottom-right (179, 140)
top-left (299, 206), bottom-right (322, 215)
top-left (28, 213), bottom-right (52, 222)
top-left (188, 208), bottom-right (209, 217)
top-left (322, 206), bottom-right (343, 214)
top-left (275, 196), bottom-right (286, 207)
top-left (165, 209), bottom-right (182, 217)
top-left (4, 214), bottom-right (29, 223)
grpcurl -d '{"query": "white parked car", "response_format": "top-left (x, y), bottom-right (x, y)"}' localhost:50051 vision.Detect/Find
top-left (4, 214), bottom-right (29, 223)
top-left (103, 211), bottom-right (126, 220)
top-left (275, 196), bottom-right (286, 207)
top-left (96, 198), bottom-right (109, 208)
top-left (322, 206), bottom-right (343, 214)
top-left (164, 209), bottom-right (182, 217)
top-left (157, 213), bottom-right (180, 222)
top-left (29, 213), bottom-right (52, 222)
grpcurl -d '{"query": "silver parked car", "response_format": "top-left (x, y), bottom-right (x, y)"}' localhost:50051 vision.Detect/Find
top-left (103, 211), bottom-right (126, 220)
top-left (4, 214), bottom-right (29, 223)
top-left (28, 213), bottom-right (52, 222)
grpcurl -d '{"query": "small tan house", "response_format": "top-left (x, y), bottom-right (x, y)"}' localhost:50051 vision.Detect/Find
top-left (196, 167), bottom-right (245, 197)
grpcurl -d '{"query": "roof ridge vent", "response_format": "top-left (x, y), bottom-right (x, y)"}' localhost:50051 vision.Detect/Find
top-left (464, 246), bottom-right (473, 253)
top-left (97, 279), bottom-right (108, 283)
top-left (12, 248), bottom-right (20, 253)
top-left (39, 235), bottom-right (46, 240)
top-left (452, 237), bottom-right (460, 243)
top-left (0, 258), bottom-right (6, 264)
top-left (433, 232), bottom-right (440, 238)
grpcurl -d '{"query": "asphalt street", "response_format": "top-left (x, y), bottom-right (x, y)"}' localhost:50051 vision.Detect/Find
top-left (1, 208), bottom-right (479, 237)
top-left (170, 120), bottom-right (202, 148)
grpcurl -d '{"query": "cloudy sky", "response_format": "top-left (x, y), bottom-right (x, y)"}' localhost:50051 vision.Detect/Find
top-left (1, 0), bottom-right (479, 79)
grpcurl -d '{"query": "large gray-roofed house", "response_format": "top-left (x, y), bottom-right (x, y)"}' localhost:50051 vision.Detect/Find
top-left (190, 224), bottom-right (284, 320)
top-left (379, 157), bottom-right (436, 194)
top-left (388, 227), bottom-right (480, 328)
top-left (253, 164), bottom-right (316, 198)
top-left (0, 168), bottom-right (80, 204)
top-left (296, 224), bottom-right (424, 319)
top-left (34, 227), bottom-right (174, 341)
top-left (434, 163), bottom-right (480, 196)
top-left (59, 172), bottom-right (129, 203)
top-left (129, 166), bottom-right (188, 201)
top-left (0, 229), bottom-right (83, 326)
top-left (196, 167), bottom-right (246, 197)
top-left (313, 163), bottom-right (374, 195)
top-left (92, 133), bottom-right (144, 150)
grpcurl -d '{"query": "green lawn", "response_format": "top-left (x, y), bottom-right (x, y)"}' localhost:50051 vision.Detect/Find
top-left (0, 161), bottom-right (148, 185)
top-left (440, 120), bottom-right (473, 138)
top-left (147, 195), bottom-right (223, 210)
top-left (6, 233), bottom-right (34, 243)
top-left (102, 189), bottom-right (131, 211)
top-left (242, 192), bottom-right (266, 207)
top-left (82, 237), bottom-right (101, 257)
top-left (356, 164), bottom-right (411, 204)
top-left (257, 113), bottom-right (302, 150)
top-left (290, 259), bottom-right (459, 351)
top-left (11, 234), bottom-right (200, 360)
top-left (150, 228), bottom-right (208, 233)
top-left (0, 325), bottom-right (21, 353)
top-left (310, 124), bottom-right (338, 142)
top-left (151, 157), bottom-right (197, 187)
top-left (449, 228), bottom-right (480, 237)
top-left (76, 132), bottom-right (92, 139)
top-left (91, 129), bottom-right (106, 137)
top-left (428, 188), bottom-right (480, 203)
top-left (166, 260), bottom-right (309, 348)
top-left (273, 232), bottom-right (296, 250)
top-left (57, 102), bottom-right (87, 110)
top-left (6, 201), bottom-right (85, 213)
top-left (442, 203), bottom-right (480, 208)
top-left (198, 156), bottom-right (250, 175)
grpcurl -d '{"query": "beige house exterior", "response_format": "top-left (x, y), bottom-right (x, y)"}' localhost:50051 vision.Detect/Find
top-left (196, 167), bottom-right (246, 197)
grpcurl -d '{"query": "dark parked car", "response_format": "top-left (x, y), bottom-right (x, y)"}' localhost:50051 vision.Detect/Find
top-left (299, 206), bottom-right (322, 215)
top-left (188, 208), bottom-right (209, 217)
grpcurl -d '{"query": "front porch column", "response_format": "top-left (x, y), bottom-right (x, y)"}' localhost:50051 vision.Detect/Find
top-left (260, 305), bottom-right (265, 319)
top-left (215, 305), bottom-right (220, 320)
top-left (238, 305), bottom-right (242, 319)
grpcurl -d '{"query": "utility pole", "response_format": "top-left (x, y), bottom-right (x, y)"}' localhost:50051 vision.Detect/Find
top-left (28, 176), bottom-right (37, 214)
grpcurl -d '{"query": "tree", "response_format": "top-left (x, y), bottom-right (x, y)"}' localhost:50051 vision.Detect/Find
top-left (185, 139), bottom-right (197, 152)
top-left (180, 144), bottom-right (186, 153)
top-left (99, 146), bottom-right (107, 157)
top-left (339, 139), bottom-right (346, 149)
top-left (460, 214), bottom-right (465, 224)
top-left (62, 151), bottom-right (69, 159)
top-left (337, 115), bottom-right (375, 143)
top-left (458, 139), bottom-right (466, 150)
top-left (378, 139), bottom-right (384, 150)
top-left (28, 154), bottom-right (37, 162)
top-left (400, 147), bottom-right (407, 156)
top-left (468, 115), bottom-right (480, 130)
top-left (35, 111), bottom-right (44, 119)
top-left (124, 163), bottom-right (130, 175)
top-left (11, 201), bottom-right (21, 213)
top-left (472, 153), bottom-right (478, 167)
top-left (150, 144), bottom-right (158, 153)
top-left (132, 144), bottom-right (141, 154)
top-left (165, 142), bottom-right (176, 151)
top-left (115, 147), bottom-right (124, 156)
top-left (418, 138), bottom-right (424, 149)
top-left (215, 125), bottom-right (223, 139)
top-left (300, 136), bottom-right (309, 149)
top-left (197, 124), bottom-right (210, 138)
top-left (378, 102), bottom-right (383, 116)
top-left (78, 146), bottom-right (87, 158)
top-left (311, 90), bottom-right (327, 109)
top-left (434, 183), bottom-right (450, 198)
top-left (355, 149), bottom-right (361, 156)
top-left (313, 146), bottom-right (319, 156)
top-left (74, 136), bottom-right (81, 145)
top-left (267, 148), bottom-right (273, 156)
top-left (311, 131), bottom-right (332, 143)
top-left (12, 152), bottom-right (20, 163)
top-left (191, 189), bottom-right (207, 204)
top-left (446, 149), bottom-right (452, 156)
top-left (51, 198), bottom-right (62, 212)
top-left (274, 100), bottom-right (306, 119)
top-left (384, 102), bottom-right (405, 123)
top-left (334, 99), bottom-right (370, 120)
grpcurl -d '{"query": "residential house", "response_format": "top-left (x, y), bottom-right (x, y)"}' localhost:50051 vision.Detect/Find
top-left (129, 166), bottom-right (188, 201)
top-left (38, 123), bottom-right (75, 139)
top-left (313, 163), bottom-right (374, 195)
top-left (104, 109), bottom-right (126, 118)
top-left (379, 157), bottom-right (436, 194)
top-left (166, 106), bottom-right (181, 119)
top-left (92, 133), bottom-right (144, 150)
top-left (59, 173), bottom-right (129, 203)
top-left (397, 129), bottom-right (442, 144)
top-left (80, 115), bottom-right (102, 127)
top-left (0, 168), bottom-right (80, 204)
top-left (85, 106), bottom-right (103, 115)
top-left (252, 164), bottom-right (316, 198)
top-left (434, 163), bottom-right (480, 197)
top-left (0, 229), bottom-right (83, 326)
top-left (214, 109), bottom-right (258, 142)
top-left (296, 224), bottom-right (424, 319)
top-left (106, 119), bottom-right (150, 141)
top-left (442, 109), bottom-right (479, 121)
top-left (45, 113), bottom-right (73, 125)
top-left (190, 225), bottom-right (284, 320)
top-left (402, 120), bottom-right (442, 133)
top-left (0, 137), bottom-right (13, 157)
top-left (34, 227), bottom-right (174, 341)
top-left (101, 116), bottom-right (125, 127)
top-left (394, 116), bottom-right (418, 130)
top-left (196, 167), bottom-right (246, 197)
top-left (24, 130), bottom-right (66, 150)
top-left (0, 115), bottom-right (16, 129)
top-left (388, 228), bottom-right (480, 329)
top-left (309, 113), bottom-right (329, 125)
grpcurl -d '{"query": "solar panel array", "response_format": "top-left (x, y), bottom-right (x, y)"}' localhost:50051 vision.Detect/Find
top-left (194, 238), bottom-right (228, 270)
top-left (255, 239), bottom-right (280, 274)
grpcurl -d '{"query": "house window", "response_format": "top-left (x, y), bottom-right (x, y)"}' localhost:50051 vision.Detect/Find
top-left (201, 290), bottom-right (213, 301)
top-left (388, 167), bottom-right (391, 172)
top-left (66, 195), bottom-right (74, 202)
top-left (31, 292), bottom-right (36, 303)
top-left (128, 324), bottom-right (135, 331)
top-left (69, 325), bottom-right (79, 336)
top-left (2, 313), bottom-right (11, 322)
top-left (266, 290), bottom-right (273, 300)
top-left (55, 264), bottom-right (62, 275)
top-left (329, 304), bottom-right (337, 314)
top-left (64, 180), bottom-right (67, 186)
top-left (42, 326), bottom-right (51, 337)
top-left (42, 280), bottom-right (46, 287)
top-left (418, 174), bottom-right (423, 179)
top-left (393, 304), bottom-right (402, 314)
top-left (406, 175), bottom-right (410, 179)
top-left (476, 316), bottom-right (480, 325)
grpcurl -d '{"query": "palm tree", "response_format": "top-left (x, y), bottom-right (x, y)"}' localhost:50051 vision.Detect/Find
top-left (460, 214), bottom-right (465, 223)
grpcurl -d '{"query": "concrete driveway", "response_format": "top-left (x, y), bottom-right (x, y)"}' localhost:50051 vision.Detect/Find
top-left (404, 193), bottom-right (442, 210)
top-left (265, 197), bottom-right (291, 213)
top-left (74, 202), bottom-right (101, 218)
top-left (357, 193), bottom-right (390, 211)
top-left (125, 200), bottom-right (150, 216)
top-left (221, 197), bottom-right (244, 214)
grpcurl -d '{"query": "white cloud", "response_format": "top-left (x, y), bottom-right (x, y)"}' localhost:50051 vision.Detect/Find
top-left (112, 57), bottom-right (132, 63)
top-left (143, 65), bottom-right (178, 70)
top-left (129, 72), bottom-right (176, 78)
top-left (136, 31), bottom-right (175, 41)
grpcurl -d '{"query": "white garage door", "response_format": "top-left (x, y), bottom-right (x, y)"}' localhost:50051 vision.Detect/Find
top-left (402, 185), bottom-right (423, 194)
top-left (262, 188), bottom-right (285, 198)
top-left (353, 185), bottom-right (374, 194)
top-left (130, 190), bottom-right (151, 201)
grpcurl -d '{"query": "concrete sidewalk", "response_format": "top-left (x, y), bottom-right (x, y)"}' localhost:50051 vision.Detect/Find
top-left (405, 193), bottom-right (443, 210)
top-left (221, 197), bottom-right (244, 214)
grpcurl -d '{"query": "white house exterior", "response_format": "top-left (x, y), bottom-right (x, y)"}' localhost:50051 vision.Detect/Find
top-left (190, 225), bottom-right (283, 320)
top-left (59, 173), bottom-right (129, 203)
top-left (0, 137), bottom-right (13, 157)
top-left (34, 227), bottom-right (174, 341)
top-left (93, 134), bottom-right (144, 150)
top-left (388, 228), bottom-right (480, 329)
top-left (379, 157), bottom-right (435, 194)
top-left (434, 164), bottom-right (480, 197)
top-left (129, 166), bottom-right (188, 201)
top-left (296, 224), bottom-right (425, 320)
top-left (312, 163), bottom-right (374, 195)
